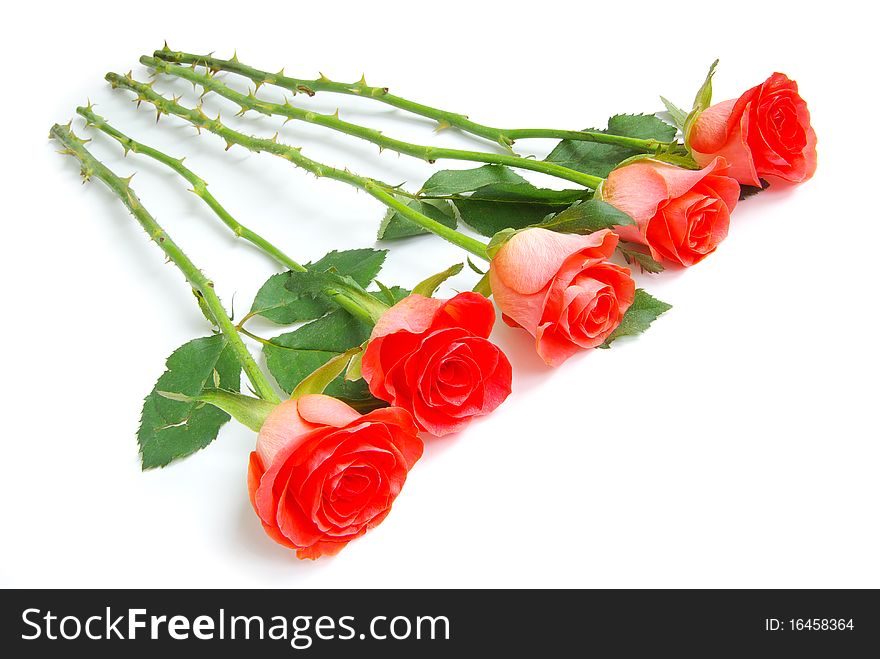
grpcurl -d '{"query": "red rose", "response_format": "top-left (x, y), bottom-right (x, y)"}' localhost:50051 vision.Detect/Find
top-left (689, 72), bottom-right (817, 186)
top-left (601, 157), bottom-right (740, 267)
top-left (248, 394), bottom-right (422, 559)
top-left (489, 228), bottom-right (635, 366)
top-left (361, 292), bottom-right (512, 436)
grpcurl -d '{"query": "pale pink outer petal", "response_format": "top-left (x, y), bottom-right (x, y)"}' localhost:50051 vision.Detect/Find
top-left (255, 395), bottom-right (361, 466)
top-left (491, 228), bottom-right (614, 295)
top-left (490, 230), bottom-right (621, 362)
top-left (691, 100), bottom-right (761, 187)
top-left (689, 99), bottom-right (738, 153)
top-left (297, 394), bottom-right (362, 428)
top-left (601, 162), bottom-right (668, 236)
top-left (489, 272), bottom-right (545, 336)
top-left (604, 157), bottom-right (737, 239)
top-left (533, 324), bottom-right (582, 367)
top-left (255, 399), bottom-right (314, 466)
top-left (653, 157), bottom-right (734, 199)
top-left (369, 294), bottom-right (442, 340)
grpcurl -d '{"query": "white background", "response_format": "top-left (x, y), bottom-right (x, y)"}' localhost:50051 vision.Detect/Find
top-left (1, 1), bottom-right (877, 588)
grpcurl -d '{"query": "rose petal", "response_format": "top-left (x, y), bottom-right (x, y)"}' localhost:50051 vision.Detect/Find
top-left (370, 294), bottom-right (442, 340)
top-left (297, 394), bottom-right (362, 428)
top-left (492, 228), bottom-right (615, 295)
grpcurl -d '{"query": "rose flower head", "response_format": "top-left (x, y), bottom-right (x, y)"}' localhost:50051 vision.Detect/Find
top-left (600, 157), bottom-right (740, 267)
top-left (689, 72), bottom-right (817, 186)
top-left (489, 227), bottom-right (635, 367)
top-left (248, 394), bottom-right (423, 559)
top-left (361, 292), bottom-right (512, 436)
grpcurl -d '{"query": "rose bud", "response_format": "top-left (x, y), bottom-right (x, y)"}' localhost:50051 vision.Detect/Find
top-left (689, 72), bottom-right (817, 186)
top-left (248, 394), bottom-right (423, 559)
top-left (489, 228), bottom-right (634, 367)
top-left (361, 292), bottom-right (512, 436)
top-left (600, 157), bottom-right (740, 267)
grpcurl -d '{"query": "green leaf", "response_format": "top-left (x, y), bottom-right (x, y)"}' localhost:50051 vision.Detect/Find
top-left (601, 289), bottom-right (672, 347)
top-left (538, 200), bottom-right (634, 234)
top-left (412, 262), bottom-right (464, 297)
top-left (263, 309), bottom-right (372, 399)
top-left (618, 244), bottom-right (665, 274)
top-left (660, 96), bottom-right (688, 130)
top-left (739, 179), bottom-right (769, 200)
top-left (420, 164), bottom-right (529, 196)
top-left (285, 268), bottom-right (387, 324)
top-left (378, 198), bottom-right (456, 241)
top-left (440, 182), bottom-right (586, 206)
top-left (308, 248), bottom-right (388, 286)
top-left (249, 248), bottom-right (387, 324)
top-left (249, 272), bottom-right (328, 325)
top-left (138, 335), bottom-right (241, 469)
top-left (454, 184), bottom-right (574, 236)
top-left (607, 114), bottom-right (677, 142)
top-left (544, 113), bottom-right (677, 178)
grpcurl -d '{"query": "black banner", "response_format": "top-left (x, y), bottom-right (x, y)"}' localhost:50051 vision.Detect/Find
top-left (1, 589), bottom-right (877, 656)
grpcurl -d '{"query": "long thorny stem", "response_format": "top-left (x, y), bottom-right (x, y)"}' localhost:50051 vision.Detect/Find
top-left (153, 48), bottom-right (684, 155)
top-left (105, 72), bottom-right (490, 260)
top-left (77, 106), bottom-right (389, 327)
top-left (141, 56), bottom-right (604, 190)
top-left (50, 123), bottom-right (281, 404)
top-left (76, 105), bottom-right (306, 273)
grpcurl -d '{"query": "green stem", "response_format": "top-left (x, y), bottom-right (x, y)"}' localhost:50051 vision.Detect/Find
top-left (153, 48), bottom-right (682, 154)
top-left (106, 72), bottom-right (489, 260)
top-left (77, 107), bottom-right (390, 327)
top-left (50, 122), bottom-right (280, 404)
top-left (141, 56), bottom-right (603, 189)
top-left (76, 105), bottom-right (306, 273)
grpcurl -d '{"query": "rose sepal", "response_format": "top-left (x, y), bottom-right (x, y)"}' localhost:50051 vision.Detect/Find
top-left (486, 227), bottom-right (520, 260)
top-left (158, 389), bottom-right (277, 432)
top-left (290, 346), bottom-right (364, 399)
top-left (411, 262), bottom-right (464, 297)
top-left (683, 59), bottom-right (718, 145)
